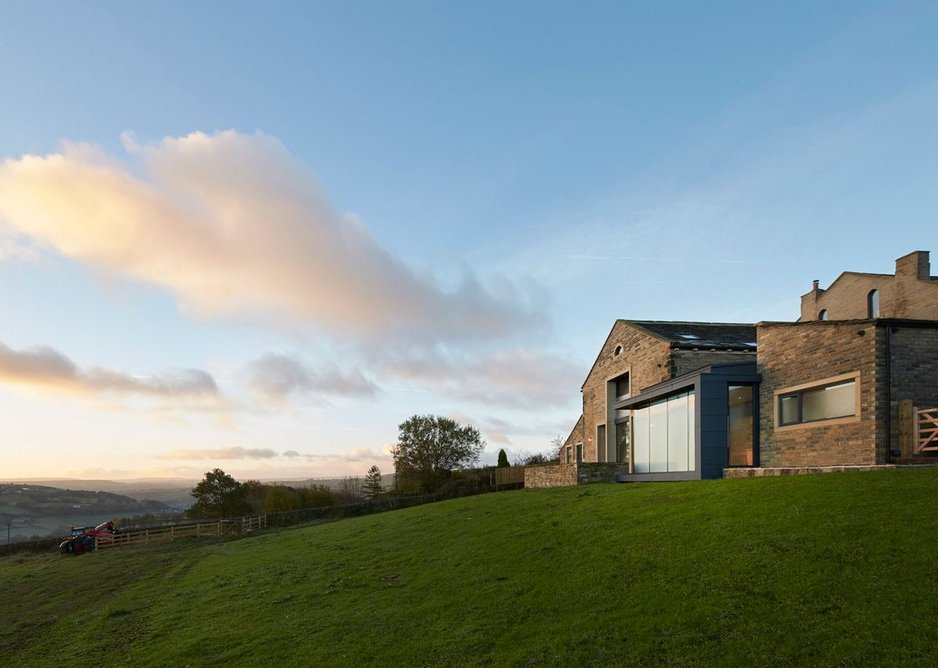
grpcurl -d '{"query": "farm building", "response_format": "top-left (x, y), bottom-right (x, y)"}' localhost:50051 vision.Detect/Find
top-left (529, 250), bottom-right (938, 487)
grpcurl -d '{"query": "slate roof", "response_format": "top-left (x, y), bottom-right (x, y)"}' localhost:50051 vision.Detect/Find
top-left (623, 320), bottom-right (757, 351)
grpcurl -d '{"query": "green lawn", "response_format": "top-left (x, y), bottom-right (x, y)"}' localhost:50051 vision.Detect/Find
top-left (3, 469), bottom-right (937, 666)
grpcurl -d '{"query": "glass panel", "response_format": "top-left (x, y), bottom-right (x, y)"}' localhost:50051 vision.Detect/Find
top-left (687, 391), bottom-right (696, 470)
top-left (728, 385), bottom-right (753, 467)
top-left (597, 424), bottom-right (607, 462)
top-left (649, 398), bottom-right (668, 472)
top-left (615, 420), bottom-right (629, 464)
top-left (667, 392), bottom-right (689, 471)
top-left (802, 381), bottom-right (855, 421)
top-left (780, 395), bottom-right (799, 425)
top-left (575, 444), bottom-right (583, 463)
top-left (868, 290), bottom-right (880, 318)
top-left (633, 406), bottom-right (649, 473)
top-left (616, 375), bottom-right (630, 400)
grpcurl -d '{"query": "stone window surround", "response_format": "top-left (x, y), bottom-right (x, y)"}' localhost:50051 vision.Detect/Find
top-left (773, 371), bottom-right (862, 432)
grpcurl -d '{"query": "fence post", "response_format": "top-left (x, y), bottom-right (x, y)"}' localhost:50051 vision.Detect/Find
top-left (898, 399), bottom-right (914, 458)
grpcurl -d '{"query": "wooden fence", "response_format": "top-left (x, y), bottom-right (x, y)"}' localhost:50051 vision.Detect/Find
top-left (494, 466), bottom-right (525, 489)
top-left (96, 515), bottom-right (267, 551)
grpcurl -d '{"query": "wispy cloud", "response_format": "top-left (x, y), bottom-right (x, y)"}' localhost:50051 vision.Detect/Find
top-left (375, 346), bottom-right (581, 410)
top-left (246, 352), bottom-right (377, 403)
top-left (0, 130), bottom-right (544, 343)
top-left (0, 340), bottom-right (221, 403)
top-left (162, 446), bottom-right (278, 460)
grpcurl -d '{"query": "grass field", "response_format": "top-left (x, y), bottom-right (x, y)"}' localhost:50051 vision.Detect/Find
top-left (3, 468), bottom-right (937, 666)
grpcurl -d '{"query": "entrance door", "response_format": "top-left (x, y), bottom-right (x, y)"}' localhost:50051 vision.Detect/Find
top-left (728, 385), bottom-right (754, 466)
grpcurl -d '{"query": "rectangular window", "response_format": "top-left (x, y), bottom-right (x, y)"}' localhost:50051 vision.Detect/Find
top-left (615, 374), bottom-right (630, 400)
top-left (728, 385), bottom-right (754, 467)
top-left (597, 425), bottom-right (606, 462)
top-left (575, 444), bottom-right (583, 463)
top-left (565, 446), bottom-right (572, 464)
top-left (615, 420), bottom-right (629, 463)
top-left (778, 379), bottom-right (857, 426)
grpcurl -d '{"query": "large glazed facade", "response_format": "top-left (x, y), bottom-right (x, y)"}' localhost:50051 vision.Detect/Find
top-left (555, 251), bottom-right (938, 482)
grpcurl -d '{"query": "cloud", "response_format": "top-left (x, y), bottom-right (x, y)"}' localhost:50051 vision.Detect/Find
top-left (276, 446), bottom-right (392, 463)
top-left (376, 346), bottom-right (582, 409)
top-left (162, 446), bottom-right (278, 460)
top-left (446, 410), bottom-right (572, 446)
top-left (0, 340), bottom-right (221, 402)
top-left (0, 130), bottom-right (543, 342)
top-left (246, 352), bottom-right (377, 402)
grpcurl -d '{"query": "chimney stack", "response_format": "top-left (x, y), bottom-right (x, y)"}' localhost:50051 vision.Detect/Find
top-left (812, 279), bottom-right (819, 291)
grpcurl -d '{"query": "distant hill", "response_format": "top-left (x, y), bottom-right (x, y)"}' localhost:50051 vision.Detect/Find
top-left (0, 484), bottom-right (175, 543)
top-left (2, 468), bottom-right (937, 664)
top-left (5, 478), bottom-right (197, 509)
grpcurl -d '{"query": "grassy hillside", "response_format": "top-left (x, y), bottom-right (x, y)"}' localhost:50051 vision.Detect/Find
top-left (3, 469), bottom-right (937, 666)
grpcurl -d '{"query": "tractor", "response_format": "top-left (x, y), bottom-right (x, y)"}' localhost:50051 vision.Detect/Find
top-left (59, 520), bottom-right (117, 555)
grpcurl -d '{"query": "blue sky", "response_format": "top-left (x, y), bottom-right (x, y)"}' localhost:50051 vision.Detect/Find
top-left (1, 2), bottom-right (937, 480)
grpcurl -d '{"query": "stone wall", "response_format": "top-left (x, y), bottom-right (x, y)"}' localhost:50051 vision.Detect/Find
top-left (574, 462), bottom-right (630, 484)
top-left (522, 462), bottom-right (629, 488)
top-left (886, 323), bottom-right (938, 455)
top-left (524, 464), bottom-right (578, 488)
top-left (560, 415), bottom-right (584, 463)
top-left (801, 251), bottom-right (938, 321)
top-left (757, 320), bottom-right (880, 467)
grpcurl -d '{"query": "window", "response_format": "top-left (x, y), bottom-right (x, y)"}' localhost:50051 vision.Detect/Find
top-left (565, 446), bottom-right (572, 464)
top-left (615, 420), bottom-right (629, 463)
top-left (614, 373), bottom-right (630, 400)
top-left (868, 290), bottom-right (880, 318)
top-left (632, 390), bottom-right (695, 473)
top-left (728, 385), bottom-right (754, 466)
top-left (613, 345), bottom-right (623, 356)
top-left (778, 378), bottom-right (857, 426)
top-left (818, 309), bottom-right (828, 321)
top-left (597, 425), bottom-right (606, 462)
top-left (575, 444), bottom-right (583, 463)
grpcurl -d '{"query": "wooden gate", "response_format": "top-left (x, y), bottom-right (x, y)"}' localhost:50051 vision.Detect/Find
top-left (916, 407), bottom-right (938, 454)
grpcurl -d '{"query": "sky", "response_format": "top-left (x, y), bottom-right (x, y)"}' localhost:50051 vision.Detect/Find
top-left (1, 1), bottom-right (938, 481)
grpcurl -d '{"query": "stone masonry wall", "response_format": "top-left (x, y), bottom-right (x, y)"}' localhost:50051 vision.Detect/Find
top-left (523, 463), bottom-right (628, 488)
top-left (757, 320), bottom-right (880, 466)
top-left (575, 462), bottom-right (630, 484)
top-left (524, 464), bottom-right (578, 488)
top-left (559, 415), bottom-right (584, 463)
top-left (886, 324), bottom-right (938, 454)
top-left (580, 322), bottom-right (671, 462)
top-left (801, 251), bottom-right (938, 321)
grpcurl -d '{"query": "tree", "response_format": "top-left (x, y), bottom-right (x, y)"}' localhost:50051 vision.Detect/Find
top-left (334, 477), bottom-right (363, 504)
top-left (392, 415), bottom-right (485, 494)
top-left (515, 451), bottom-right (552, 466)
top-left (550, 435), bottom-right (564, 452)
top-left (497, 449), bottom-right (510, 468)
top-left (188, 468), bottom-right (252, 519)
top-left (363, 465), bottom-right (383, 498)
